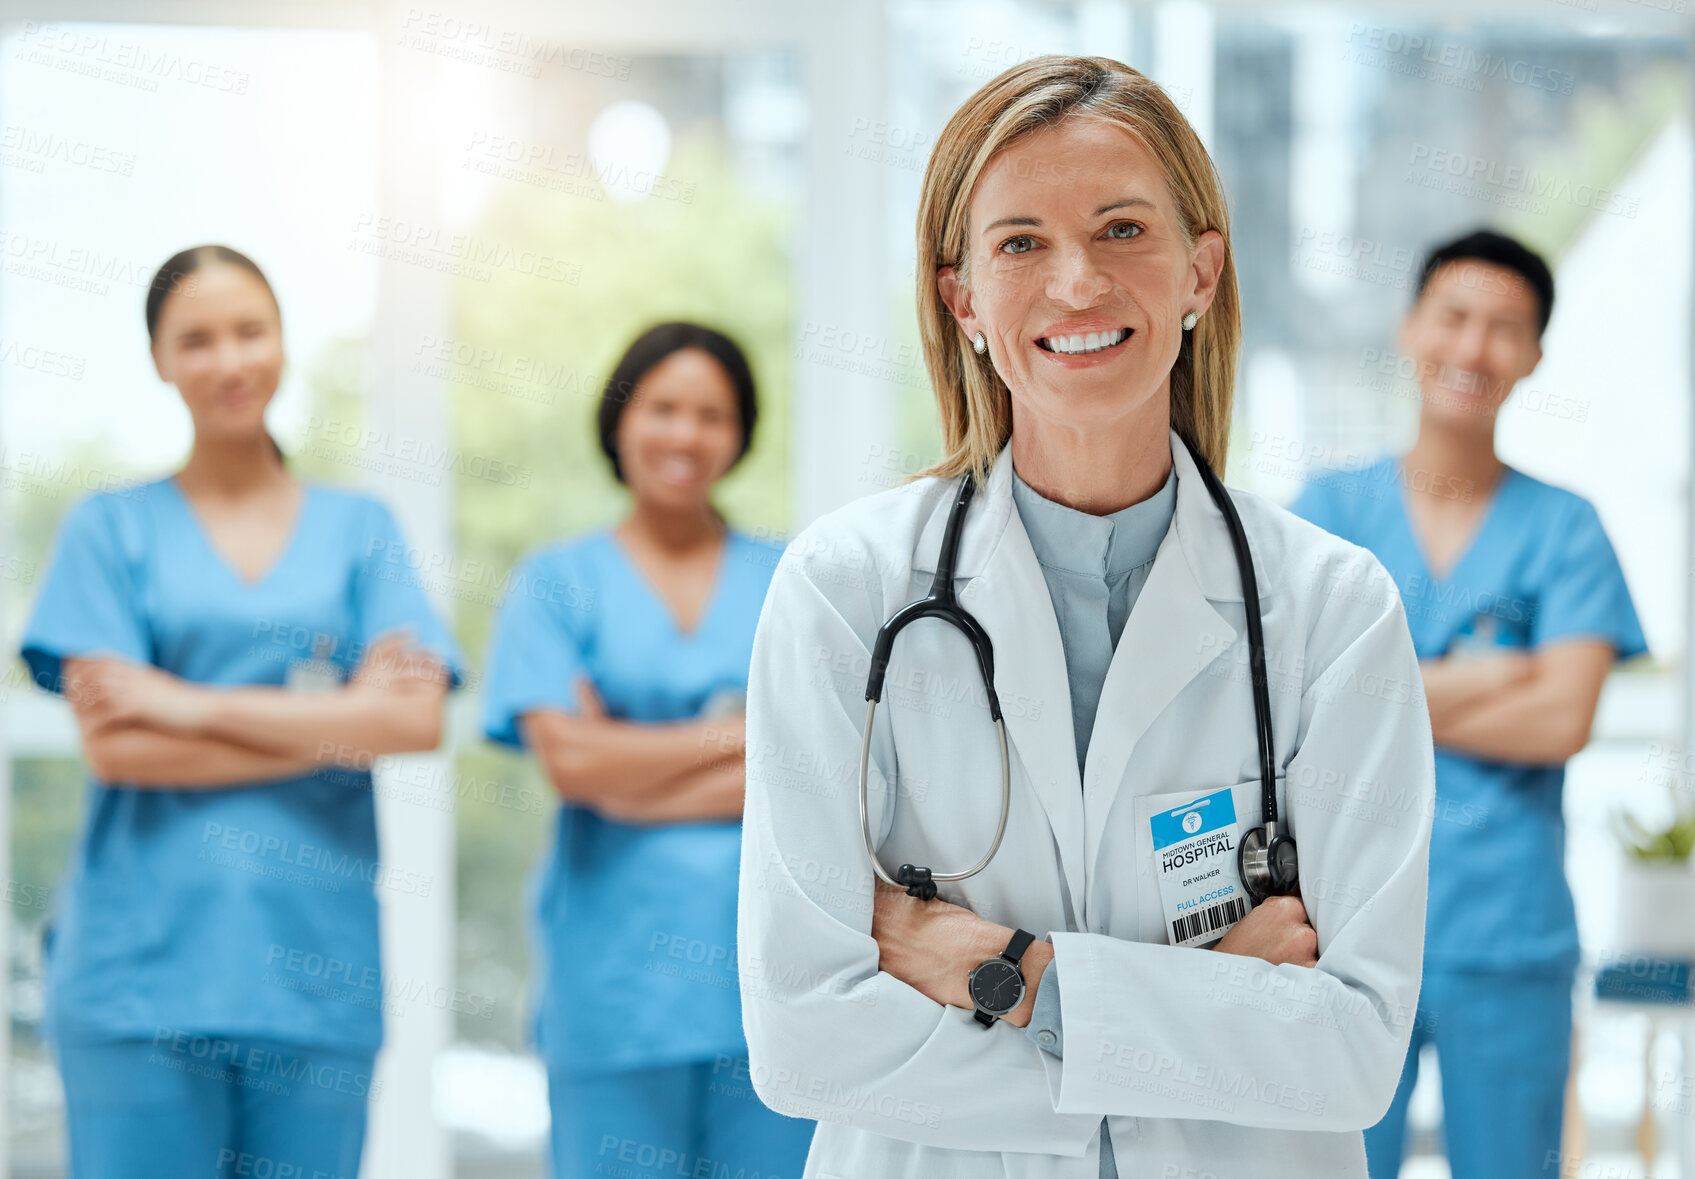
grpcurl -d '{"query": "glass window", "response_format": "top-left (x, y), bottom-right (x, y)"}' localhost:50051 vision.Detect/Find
top-left (0, 23), bottom-right (380, 1174)
top-left (432, 42), bottom-right (803, 1168)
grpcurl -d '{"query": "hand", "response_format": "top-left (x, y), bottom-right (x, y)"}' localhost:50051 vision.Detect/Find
top-left (700, 712), bottom-right (746, 766)
top-left (870, 880), bottom-right (1053, 1025)
top-left (575, 677), bottom-right (607, 719)
top-left (1213, 895), bottom-right (1319, 968)
top-left (1477, 649), bottom-right (1536, 690)
top-left (351, 629), bottom-right (445, 694)
top-left (69, 658), bottom-right (214, 734)
top-left (870, 878), bottom-right (988, 1011)
top-left (1422, 650), bottom-right (1534, 692)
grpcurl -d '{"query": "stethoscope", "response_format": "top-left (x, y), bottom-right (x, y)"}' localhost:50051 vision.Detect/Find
top-left (857, 433), bottom-right (1300, 907)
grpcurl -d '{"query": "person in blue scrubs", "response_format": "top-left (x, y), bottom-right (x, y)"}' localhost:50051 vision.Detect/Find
top-left (20, 245), bottom-right (462, 1179)
top-left (1290, 230), bottom-right (1647, 1179)
top-left (481, 323), bottom-right (815, 1179)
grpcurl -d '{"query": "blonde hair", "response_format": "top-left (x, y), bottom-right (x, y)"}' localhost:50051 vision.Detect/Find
top-left (915, 56), bottom-right (1240, 482)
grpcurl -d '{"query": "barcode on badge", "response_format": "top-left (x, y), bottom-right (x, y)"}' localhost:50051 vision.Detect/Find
top-left (1171, 895), bottom-right (1249, 945)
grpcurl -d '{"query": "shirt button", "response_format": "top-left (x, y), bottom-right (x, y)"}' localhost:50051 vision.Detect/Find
top-left (1037, 1030), bottom-right (1057, 1048)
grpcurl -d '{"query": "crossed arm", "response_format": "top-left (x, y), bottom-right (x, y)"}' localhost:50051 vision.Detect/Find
top-left (519, 680), bottom-right (747, 824)
top-left (1420, 637), bottom-right (1616, 764)
top-left (62, 632), bottom-right (450, 789)
top-left (871, 881), bottom-right (1318, 1028)
top-left (873, 641), bottom-right (1617, 1066)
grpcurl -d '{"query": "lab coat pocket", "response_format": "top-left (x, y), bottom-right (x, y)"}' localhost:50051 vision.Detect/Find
top-left (1130, 776), bottom-right (1287, 946)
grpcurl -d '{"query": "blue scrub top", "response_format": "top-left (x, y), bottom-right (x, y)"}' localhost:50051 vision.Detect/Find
top-left (19, 478), bottom-right (464, 1051)
top-left (1290, 456), bottom-right (1647, 974)
top-left (481, 528), bottom-right (780, 1076)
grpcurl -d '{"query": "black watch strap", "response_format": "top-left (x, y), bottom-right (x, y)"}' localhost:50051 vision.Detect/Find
top-left (972, 928), bottom-right (1036, 1028)
top-left (1001, 928), bottom-right (1035, 967)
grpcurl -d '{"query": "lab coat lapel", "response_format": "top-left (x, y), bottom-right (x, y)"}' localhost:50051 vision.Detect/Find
top-left (915, 447), bottom-right (1089, 913)
top-left (968, 504), bottom-right (1089, 912)
top-left (1082, 432), bottom-right (1242, 879)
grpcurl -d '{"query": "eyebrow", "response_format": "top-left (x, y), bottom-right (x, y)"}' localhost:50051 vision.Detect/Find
top-left (982, 197), bottom-right (1155, 236)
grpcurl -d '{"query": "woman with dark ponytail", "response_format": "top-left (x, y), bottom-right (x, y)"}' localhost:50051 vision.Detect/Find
top-left (19, 245), bottom-right (464, 1177)
top-left (142, 246), bottom-right (288, 460)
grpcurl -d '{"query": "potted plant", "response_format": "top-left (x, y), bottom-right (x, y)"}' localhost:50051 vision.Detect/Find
top-left (1611, 801), bottom-right (1695, 957)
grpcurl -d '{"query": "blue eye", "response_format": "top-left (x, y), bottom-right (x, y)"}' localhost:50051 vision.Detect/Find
top-left (999, 235), bottom-right (1035, 255)
top-left (1105, 222), bottom-right (1142, 240)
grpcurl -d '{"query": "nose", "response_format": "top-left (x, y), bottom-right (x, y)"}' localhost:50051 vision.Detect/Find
top-left (213, 335), bottom-right (245, 378)
top-left (1046, 244), bottom-right (1115, 309)
top-left (1454, 318), bottom-right (1490, 368)
top-left (663, 408), bottom-right (707, 449)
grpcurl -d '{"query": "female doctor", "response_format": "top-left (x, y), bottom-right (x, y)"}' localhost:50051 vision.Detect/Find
top-left (737, 56), bottom-right (1436, 1178)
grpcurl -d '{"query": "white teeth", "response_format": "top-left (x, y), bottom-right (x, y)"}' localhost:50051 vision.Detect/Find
top-left (1043, 328), bottom-right (1127, 355)
top-left (1438, 366), bottom-right (1484, 394)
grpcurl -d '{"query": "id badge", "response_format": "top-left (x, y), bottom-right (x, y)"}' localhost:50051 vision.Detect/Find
top-left (286, 636), bottom-right (344, 694)
top-left (699, 686), bottom-right (747, 720)
top-left (286, 656), bottom-right (343, 694)
top-left (1151, 788), bottom-right (1250, 948)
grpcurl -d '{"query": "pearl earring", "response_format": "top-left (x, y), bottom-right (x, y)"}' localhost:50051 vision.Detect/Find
top-left (1181, 311), bottom-right (1198, 331)
top-left (972, 331), bottom-right (987, 354)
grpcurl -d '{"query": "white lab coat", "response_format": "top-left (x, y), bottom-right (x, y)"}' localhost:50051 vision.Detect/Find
top-left (738, 429), bottom-right (1435, 1178)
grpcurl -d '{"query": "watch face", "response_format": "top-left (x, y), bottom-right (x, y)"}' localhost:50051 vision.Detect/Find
top-left (968, 959), bottom-right (1025, 1015)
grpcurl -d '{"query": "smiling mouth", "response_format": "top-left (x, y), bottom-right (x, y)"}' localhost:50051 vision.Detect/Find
top-left (1036, 328), bottom-right (1131, 355)
top-left (1434, 365), bottom-right (1491, 395)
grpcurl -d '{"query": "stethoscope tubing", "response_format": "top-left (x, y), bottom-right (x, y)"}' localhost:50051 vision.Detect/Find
top-left (859, 697), bottom-right (1013, 886)
top-left (856, 434), bottom-right (1288, 896)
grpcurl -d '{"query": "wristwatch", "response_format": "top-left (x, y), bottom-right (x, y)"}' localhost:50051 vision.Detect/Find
top-left (968, 928), bottom-right (1034, 1027)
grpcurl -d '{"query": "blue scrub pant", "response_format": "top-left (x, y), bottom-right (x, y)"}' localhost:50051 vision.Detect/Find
top-left (549, 1054), bottom-right (815, 1179)
top-left (55, 1036), bottom-right (374, 1179)
top-left (1365, 968), bottom-right (1574, 1179)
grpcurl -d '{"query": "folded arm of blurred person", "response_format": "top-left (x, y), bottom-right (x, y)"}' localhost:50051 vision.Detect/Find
top-left (1419, 637), bottom-right (1615, 765)
top-left (62, 630), bottom-right (449, 789)
top-left (520, 678), bottom-right (746, 825)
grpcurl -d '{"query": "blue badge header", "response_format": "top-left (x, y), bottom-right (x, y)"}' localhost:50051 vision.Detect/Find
top-left (1150, 788), bottom-right (1238, 850)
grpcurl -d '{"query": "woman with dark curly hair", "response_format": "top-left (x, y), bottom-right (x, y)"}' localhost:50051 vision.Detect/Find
top-left (482, 322), bottom-right (814, 1178)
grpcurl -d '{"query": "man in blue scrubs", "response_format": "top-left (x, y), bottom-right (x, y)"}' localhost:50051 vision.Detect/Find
top-left (1290, 230), bottom-right (1647, 1179)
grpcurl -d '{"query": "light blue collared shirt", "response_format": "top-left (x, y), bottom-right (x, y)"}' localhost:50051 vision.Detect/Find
top-left (1010, 459), bottom-right (1178, 1179)
top-left (1010, 464), bottom-right (1178, 774)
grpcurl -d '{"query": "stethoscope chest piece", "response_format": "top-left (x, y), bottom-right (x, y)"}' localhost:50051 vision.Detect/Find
top-left (1237, 822), bottom-right (1301, 903)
